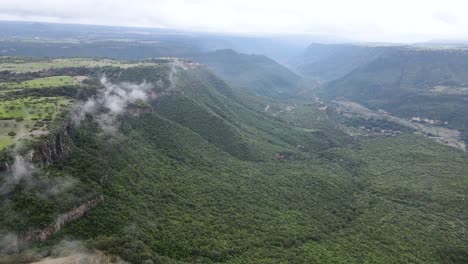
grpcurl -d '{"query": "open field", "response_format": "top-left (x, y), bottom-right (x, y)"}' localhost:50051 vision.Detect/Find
top-left (0, 97), bottom-right (73, 150)
top-left (0, 76), bottom-right (76, 90)
top-left (0, 57), bottom-right (159, 72)
top-left (0, 97), bottom-right (72, 121)
top-left (0, 135), bottom-right (14, 150)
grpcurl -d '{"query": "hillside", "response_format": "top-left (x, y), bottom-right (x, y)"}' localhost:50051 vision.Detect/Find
top-left (290, 43), bottom-right (391, 81)
top-left (189, 49), bottom-right (302, 99)
top-left (0, 57), bottom-right (467, 263)
top-left (319, 47), bottom-right (468, 143)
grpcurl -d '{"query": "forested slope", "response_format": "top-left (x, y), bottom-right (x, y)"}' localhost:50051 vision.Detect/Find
top-left (0, 61), bottom-right (466, 264)
top-left (320, 47), bottom-right (468, 143)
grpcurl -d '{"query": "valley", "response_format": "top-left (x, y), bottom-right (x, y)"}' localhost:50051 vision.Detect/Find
top-left (330, 99), bottom-right (466, 150)
top-left (0, 22), bottom-right (466, 264)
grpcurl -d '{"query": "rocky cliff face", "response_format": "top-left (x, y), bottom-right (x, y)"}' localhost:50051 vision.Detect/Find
top-left (22, 195), bottom-right (104, 244)
top-left (0, 124), bottom-right (73, 174)
top-left (30, 124), bottom-right (73, 167)
top-left (1, 196), bottom-right (104, 253)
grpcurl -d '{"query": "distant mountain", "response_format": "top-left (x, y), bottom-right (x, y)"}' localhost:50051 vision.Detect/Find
top-left (190, 49), bottom-right (302, 99)
top-left (0, 38), bottom-right (202, 60)
top-left (415, 39), bottom-right (468, 47)
top-left (0, 21), bottom-right (330, 62)
top-left (290, 43), bottom-right (395, 80)
top-left (196, 34), bottom-right (350, 63)
top-left (319, 46), bottom-right (468, 142)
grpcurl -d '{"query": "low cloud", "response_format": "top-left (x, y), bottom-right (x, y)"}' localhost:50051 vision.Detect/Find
top-left (46, 240), bottom-right (128, 263)
top-left (0, 154), bottom-right (36, 195)
top-left (0, 238), bottom-right (128, 262)
top-left (0, 152), bottom-right (77, 196)
top-left (73, 76), bottom-right (153, 132)
top-left (0, 232), bottom-right (20, 253)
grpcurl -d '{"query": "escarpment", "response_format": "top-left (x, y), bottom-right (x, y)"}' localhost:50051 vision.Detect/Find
top-left (0, 124), bottom-right (73, 174)
top-left (22, 195), bottom-right (104, 244)
top-left (30, 124), bottom-right (74, 167)
top-left (1, 196), bottom-right (104, 253)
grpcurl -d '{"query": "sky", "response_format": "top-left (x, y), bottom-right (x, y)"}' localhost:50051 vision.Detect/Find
top-left (0, 0), bottom-right (467, 42)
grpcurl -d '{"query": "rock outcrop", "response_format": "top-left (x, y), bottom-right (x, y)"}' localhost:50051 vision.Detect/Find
top-left (0, 124), bottom-right (73, 174)
top-left (30, 124), bottom-right (73, 167)
top-left (20, 196), bottom-right (104, 248)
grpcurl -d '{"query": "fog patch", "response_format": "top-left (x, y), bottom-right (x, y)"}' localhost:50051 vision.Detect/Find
top-left (0, 232), bottom-right (20, 254)
top-left (32, 240), bottom-right (128, 264)
top-left (0, 239), bottom-right (128, 263)
top-left (0, 152), bottom-right (77, 196)
top-left (167, 59), bottom-right (185, 91)
top-left (73, 76), bottom-right (153, 132)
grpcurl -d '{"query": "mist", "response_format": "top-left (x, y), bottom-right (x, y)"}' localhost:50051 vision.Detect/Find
top-left (0, 238), bottom-right (128, 262)
top-left (0, 152), bottom-right (77, 196)
top-left (73, 76), bottom-right (153, 132)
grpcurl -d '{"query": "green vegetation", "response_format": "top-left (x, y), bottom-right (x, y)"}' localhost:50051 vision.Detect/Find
top-left (0, 136), bottom-right (14, 149)
top-left (0, 57), bottom-right (159, 73)
top-left (0, 97), bottom-right (72, 121)
top-left (291, 43), bottom-right (390, 81)
top-left (0, 76), bottom-right (76, 90)
top-left (190, 49), bottom-right (302, 99)
top-left (0, 96), bottom-right (73, 150)
top-left (317, 46), bottom-right (468, 143)
top-left (0, 58), bottom-right (466, 264)
top-left (53, 105), bottom-right (466, 263)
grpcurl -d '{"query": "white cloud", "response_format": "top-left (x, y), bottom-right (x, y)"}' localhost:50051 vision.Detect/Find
top-left (0, 0), bottom-right (467, 42)
top-left (73, 77), bottom-right (153, 132)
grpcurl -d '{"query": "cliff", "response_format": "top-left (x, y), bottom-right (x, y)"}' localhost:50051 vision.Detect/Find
top-left (1, 196), bottom-right (104, 253)
top-left (22, 195), bottom-right (104, 244)
top-left (0, 124), bottom-right (73, 173)
top-left (30, 124), bottom-right (73, 167)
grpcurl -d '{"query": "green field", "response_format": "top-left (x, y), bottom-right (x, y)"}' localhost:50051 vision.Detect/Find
top-left (0, 97), bottom-right (73, 150)
top-left (0, 57), bottom-right (159, 72)
top-left (0, 136), bottom-right (14, 150)
top-left (0, 76), bottom-right (76, 91)
top-left (0, 97), bottom-right (72, 121)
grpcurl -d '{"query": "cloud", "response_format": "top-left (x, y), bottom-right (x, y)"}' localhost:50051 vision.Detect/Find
top-left (0, 0), bottom-right (468, 42)
top-left (0, 231), bottom-right (20, 253)
top-left (46, 240), bottom-right (129, 263)
top-left (0, 154), bottom-right (37, 195)
top-left (0, 152), bottom-right (77, 196)
top-left (73, 77), bottom-right (153, 132)
top-left (0, 238), bottom-right (128, 262)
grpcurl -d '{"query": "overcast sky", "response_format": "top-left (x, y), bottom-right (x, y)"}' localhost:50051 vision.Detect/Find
top-left (0, 0), bottom-right (467, 42)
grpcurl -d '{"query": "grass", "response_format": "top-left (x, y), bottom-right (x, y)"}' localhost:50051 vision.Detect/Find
top-left (0, 97), bottom-right (73, 150)
top-left (0, 97), bottom-right (72, 121)
top-left (0, 136), bottom-right (14, 150)
top-left (0, 58), bottom-right (159, 73)
top-left (0, 76), bottom-right (76, 90)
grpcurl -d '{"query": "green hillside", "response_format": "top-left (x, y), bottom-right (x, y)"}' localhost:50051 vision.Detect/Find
top-left (0, 57), bottom-right (466, 264)
top-left (320, 47), bottom-right (468, 143)
top-left (190, 49), bottom-right (302, 99)
top-left (290, 43), bottom-right (391, 81)
top-left (1, 61), bottom-right (467, 263)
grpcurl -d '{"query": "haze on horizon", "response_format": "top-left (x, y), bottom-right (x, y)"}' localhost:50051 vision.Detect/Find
top-left (0, 0), bottom-right (467, 43)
